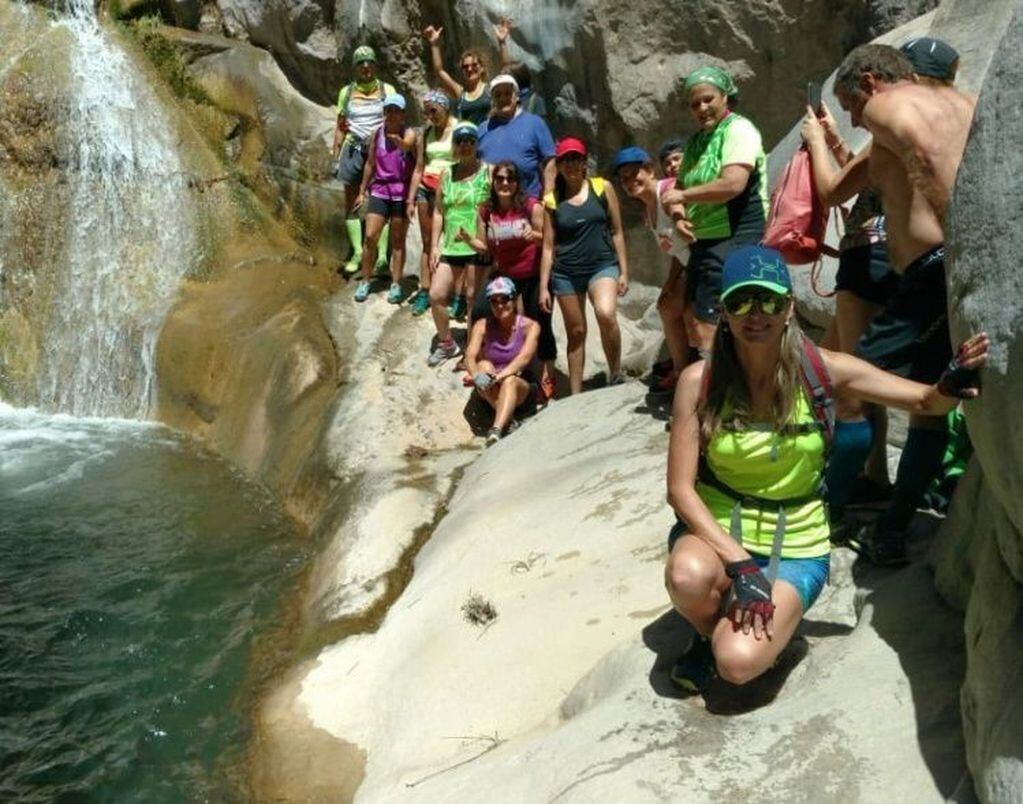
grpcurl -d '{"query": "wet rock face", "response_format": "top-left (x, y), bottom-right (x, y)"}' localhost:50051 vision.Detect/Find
top-left (932, 2), bottom-right (1023, 799)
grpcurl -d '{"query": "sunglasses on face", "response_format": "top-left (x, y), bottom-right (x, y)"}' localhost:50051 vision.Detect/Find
top-left (453, 135), bottom-right (477, 145)
top-left (461, 62), bottom-right (479, 71)
top-left (493, 174), bottom-right (517, 184)
top-left (489, 294), bottom-right (513, 305)
top-left (722, 290), bottom-right (789, 317)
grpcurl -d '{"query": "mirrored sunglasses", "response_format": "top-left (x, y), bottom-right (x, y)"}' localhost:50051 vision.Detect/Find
top-left (722, 291), bottom-right (789, 317)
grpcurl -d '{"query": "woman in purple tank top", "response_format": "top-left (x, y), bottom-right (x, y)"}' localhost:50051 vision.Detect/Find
top-left (464, 276), bottom-right (540, 445)
top-left (353, 94), bottom-right (416, 304)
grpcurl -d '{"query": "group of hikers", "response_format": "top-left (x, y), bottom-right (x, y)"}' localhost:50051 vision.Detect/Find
top-left (331, 27), bottom-right (988, 695)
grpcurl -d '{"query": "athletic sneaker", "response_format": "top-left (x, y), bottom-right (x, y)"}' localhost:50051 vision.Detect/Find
top-left (427, 339), bottom-right (460, 367)
top-left (410, 289), bottom-right (430, 316)
top-left (447, 294), bottom-right (467, 320)
top-left (607, 373), bottom-right (626, 387)
top-left (387, 283), bottom-right (403, 304)
top-left (669, 635), bottom-right (715, 694)
top-left (485, 426), bottom-right (502, 447)
top-left (354, 280), bottom-right (371, 302)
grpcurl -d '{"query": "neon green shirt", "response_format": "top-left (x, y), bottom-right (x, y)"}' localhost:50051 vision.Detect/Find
top-left (699, 389), bottom-right (829, 559)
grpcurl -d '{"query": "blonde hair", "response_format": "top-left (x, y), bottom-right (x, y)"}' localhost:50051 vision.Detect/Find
top-left (460, 49), bottom-right (489, 80)
top-left (699, 314), bottom-right (805, 444)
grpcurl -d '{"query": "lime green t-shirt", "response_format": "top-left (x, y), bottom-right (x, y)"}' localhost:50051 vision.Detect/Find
top-left (698, 389), bottom-right (829, 559)
top-left (677, 113), bottom-right (768, 241)
top-left (440, 164), bottom-right (490, 257)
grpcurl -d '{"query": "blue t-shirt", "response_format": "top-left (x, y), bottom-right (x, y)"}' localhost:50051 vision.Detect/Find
top-left (478, 111), bottom-right (555, 197)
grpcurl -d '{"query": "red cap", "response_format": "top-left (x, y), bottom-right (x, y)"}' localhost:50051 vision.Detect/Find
top-left (555, 137), bottom-right (587, 159)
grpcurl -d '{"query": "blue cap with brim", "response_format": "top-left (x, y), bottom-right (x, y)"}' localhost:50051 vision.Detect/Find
top-left (720, 246), bottom-right (792, 300)
top-left (900, 37), bottom-right (959, 81)
top-left (611, 146), bottom-right (652, 173)
top-left (452, 121), bottom-right (480, 139)
top-left (383, 93), bottom-right (406, 110)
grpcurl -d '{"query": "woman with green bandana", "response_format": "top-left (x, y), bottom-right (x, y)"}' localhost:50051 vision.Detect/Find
top-left (332, 45), bottom-right (397, 275)
top-left (663, 65), bottom-right (769, 357)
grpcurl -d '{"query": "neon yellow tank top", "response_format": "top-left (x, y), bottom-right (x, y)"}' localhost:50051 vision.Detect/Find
top-left (698, 389), bottom-right (829, 559)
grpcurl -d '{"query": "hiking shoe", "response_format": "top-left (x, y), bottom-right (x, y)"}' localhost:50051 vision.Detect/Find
top-left (427, 339), bottom-right (460, 367)
top-left (410, 289), bottom-right (430, 316)
top-left (848, 522), bottom-right (908, 567)
top-left (485, 426), bottom-right (502, 447)
top-left (353, 280), bottom-right (371, 302)
top-left (387, 282), bottom-right (403, 304)
top-left (539, 373), bottom-right (557, 403)
top-left (669, 635), bottom-right (715, 694)
top-left (447, 294), bottom-right (467, 320)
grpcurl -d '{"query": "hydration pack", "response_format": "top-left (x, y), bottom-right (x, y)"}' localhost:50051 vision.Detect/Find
top-left (762, 145), bottom-right (837, 266)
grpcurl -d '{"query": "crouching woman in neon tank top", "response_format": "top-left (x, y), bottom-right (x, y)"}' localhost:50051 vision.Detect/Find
top-left (664, 246), bottom-right (988, 694)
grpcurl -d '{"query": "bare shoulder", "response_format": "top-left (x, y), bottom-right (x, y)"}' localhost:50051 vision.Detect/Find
top-left (678, 360), bottom-right (707, 401)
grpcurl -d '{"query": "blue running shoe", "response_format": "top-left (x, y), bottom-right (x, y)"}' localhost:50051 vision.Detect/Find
top-left (354, 280), bottom-right (371, 302)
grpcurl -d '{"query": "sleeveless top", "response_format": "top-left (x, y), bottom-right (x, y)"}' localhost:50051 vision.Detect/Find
top-left (550, 180), bottom-right (617, 275)
top-left (484, 314), bottom-right (528, 373)
top-left (369, 126), bottom-right (414, 201)
top-left (456, 88), bottom-right (492, 126)
top-left (653, 178), bottom-right (691, 264)
top-left (422, 121), bottom-right (458, 190)
top-left (699, 388), bottom-right (828, 559)
top-left (483, 198), bottom-right (541, 280)
top-left (337, 80), bottom-right (396, 144)
top-left (679, 112), bottom-right (768, 242)
top-left (440, 163), bottom-right (491, 257)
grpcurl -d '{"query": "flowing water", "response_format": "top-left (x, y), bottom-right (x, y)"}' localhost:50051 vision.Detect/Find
top-left (0, 404), bottom-right (311, 801)
top-left (0, 4), bottom-right (314, 800)
top-left (37, 0), bottom-right (198, 419)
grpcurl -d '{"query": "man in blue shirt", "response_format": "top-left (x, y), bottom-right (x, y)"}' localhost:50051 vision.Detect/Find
top-left (478, 74), bottom-right (556, 198)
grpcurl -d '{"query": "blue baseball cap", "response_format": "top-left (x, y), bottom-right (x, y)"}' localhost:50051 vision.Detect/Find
top-left (720, 246), bottom-right (792, 300)
top-left (611, 146), bottom-right (652, 173)
top-left (452, 121), bottom-right (480, 140)
top-left (383, 93), bottom-right (406, 110)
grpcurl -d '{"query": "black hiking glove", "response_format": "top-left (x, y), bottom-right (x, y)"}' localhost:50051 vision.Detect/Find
top-left (725, 559), bottom-right (775, 623)
top-left (937, 343), bottom-right (981, 399)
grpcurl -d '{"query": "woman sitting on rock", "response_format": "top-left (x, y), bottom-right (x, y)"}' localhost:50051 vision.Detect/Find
top-left (352, 93), bottom-right (417, 304)
top-left (458, 160), bottom-right (556, 401)
top-left (664, 245), bottom-right (987, 694)
top-left (427, 121), bottom-right (491, 366)
top-left (539, 137), bottom-right (629, 394)
top-left (612, 146), bottom-right (694, 393)
top-left (464, 276), bottom-right (540, 446)
top-left (663, 66), bottom-right (769, 361)
top-left (407, 90), bottom-right (459, 316)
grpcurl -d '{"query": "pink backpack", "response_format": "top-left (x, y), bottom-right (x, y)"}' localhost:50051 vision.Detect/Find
top-left (762, 146), bottom-right (833, 266)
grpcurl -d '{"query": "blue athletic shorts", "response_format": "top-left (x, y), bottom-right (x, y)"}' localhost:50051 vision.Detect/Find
top-left (551, 263), bottom-right (619, 295)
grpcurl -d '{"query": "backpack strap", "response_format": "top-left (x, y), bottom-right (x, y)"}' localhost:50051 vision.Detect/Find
top-left (589, 177), bottom-right (609, 213)
top-left (798, 335), bottom-right (835, 452)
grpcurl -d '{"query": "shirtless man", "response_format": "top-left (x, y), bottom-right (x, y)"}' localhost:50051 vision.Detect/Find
top-left (828, 43), bottom-right (976, 564)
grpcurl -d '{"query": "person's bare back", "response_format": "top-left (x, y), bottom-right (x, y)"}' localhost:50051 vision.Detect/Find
top-left (862, 82), bottom-right (976, 270)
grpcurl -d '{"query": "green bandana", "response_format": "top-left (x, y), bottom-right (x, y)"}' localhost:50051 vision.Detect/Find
top-left (683, 66), bottom-right (737, 99)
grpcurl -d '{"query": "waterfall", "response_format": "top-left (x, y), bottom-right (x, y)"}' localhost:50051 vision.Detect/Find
top-left (35, 0), bottom-right (197, 419)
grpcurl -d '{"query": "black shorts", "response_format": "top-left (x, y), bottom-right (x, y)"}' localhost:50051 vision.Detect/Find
top-left (855, 245), bottom-right (951, 383)
top-left (441, 253), bottom-right (478, 268)
top-left (685, 237), bottom-right (749, 323)
top-left (367, 195), bottom-right (407, 219)
top-left (337, 140), bottom-right (367, 185)
top-left (835, 243), bottom-right (899, 305)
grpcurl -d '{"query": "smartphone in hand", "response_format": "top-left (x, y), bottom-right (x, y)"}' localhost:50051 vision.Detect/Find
top-left (807, 82), bottom-right (823, 116)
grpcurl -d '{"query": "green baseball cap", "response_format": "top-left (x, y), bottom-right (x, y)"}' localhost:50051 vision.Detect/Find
top-left (353, 45), bottom-right (377, 64)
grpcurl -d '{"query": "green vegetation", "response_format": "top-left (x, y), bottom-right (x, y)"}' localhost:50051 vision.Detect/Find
top-left (128, 16), bottom-right (210, 105)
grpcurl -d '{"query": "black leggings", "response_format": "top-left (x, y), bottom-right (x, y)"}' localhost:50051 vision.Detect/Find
top-left (471, 274), bottom-right (557, 361)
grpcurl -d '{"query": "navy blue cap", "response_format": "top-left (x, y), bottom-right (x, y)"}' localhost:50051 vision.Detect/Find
top-left (720, 246), bottom-right (792, 300)
top-left (900, 37), bottom-right (959, 81)
top-left (611, 146), bottom-right (652, 173)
